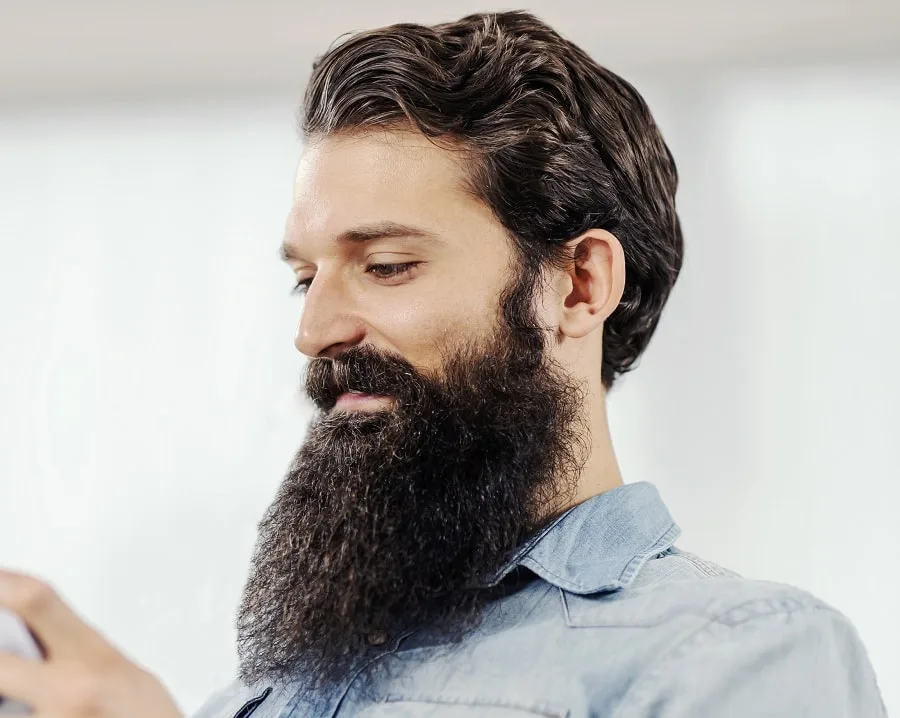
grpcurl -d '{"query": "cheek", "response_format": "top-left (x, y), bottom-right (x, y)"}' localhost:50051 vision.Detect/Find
top-left (366, 289), bottom-right (498, 370)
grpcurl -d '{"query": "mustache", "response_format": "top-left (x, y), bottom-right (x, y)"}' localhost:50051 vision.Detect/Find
top-left (304, 346), bottom-right (422, 411)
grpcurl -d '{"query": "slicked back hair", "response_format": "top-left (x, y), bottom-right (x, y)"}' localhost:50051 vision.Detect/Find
top-left (301, 11), bottom-right (683, 389)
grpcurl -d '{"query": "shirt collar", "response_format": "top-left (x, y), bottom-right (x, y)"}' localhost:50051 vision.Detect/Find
top-left (486, 482), bottom-right (680, 595)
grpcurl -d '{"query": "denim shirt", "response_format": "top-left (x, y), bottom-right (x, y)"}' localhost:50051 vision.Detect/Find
top-left (192, 482), bottom-right (887, 717)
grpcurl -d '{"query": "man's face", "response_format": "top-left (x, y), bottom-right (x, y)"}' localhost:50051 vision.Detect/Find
top-left (281, 129), bottom-right (518, 389)
top-left (236, 129), bottom-right (586, 689)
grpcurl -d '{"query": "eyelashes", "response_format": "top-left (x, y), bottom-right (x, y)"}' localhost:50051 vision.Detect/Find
top-left (290, 262), bottom-right (422, 297)
top-left (366, 262), bottom-right (421, 280)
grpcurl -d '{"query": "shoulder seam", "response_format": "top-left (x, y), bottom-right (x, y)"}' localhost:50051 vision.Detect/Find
top-left (669, 550), bottom-right (738, 579)
top-left (610, 596), bottom-right (845, 718)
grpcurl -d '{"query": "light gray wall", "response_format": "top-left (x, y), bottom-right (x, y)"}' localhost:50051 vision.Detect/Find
top-left (2, 0), bottom-right (898, 101)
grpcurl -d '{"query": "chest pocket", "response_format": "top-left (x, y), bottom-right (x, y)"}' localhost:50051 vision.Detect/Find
top-left (356, 696), bottom-right (569, 718)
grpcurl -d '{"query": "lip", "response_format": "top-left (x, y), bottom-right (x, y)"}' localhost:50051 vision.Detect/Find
top-left (334, 392), bottom-right (392, 410)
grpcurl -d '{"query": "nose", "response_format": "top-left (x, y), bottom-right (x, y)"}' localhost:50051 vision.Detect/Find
top-left (294, 273), bottom-right (366, 359)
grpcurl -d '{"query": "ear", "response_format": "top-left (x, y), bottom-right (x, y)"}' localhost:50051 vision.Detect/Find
top-left (553, 229), bottom-right (626, 340)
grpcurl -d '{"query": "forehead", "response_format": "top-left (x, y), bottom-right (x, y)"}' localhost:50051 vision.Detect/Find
top-left (290, 130), bottom-right (487, 238)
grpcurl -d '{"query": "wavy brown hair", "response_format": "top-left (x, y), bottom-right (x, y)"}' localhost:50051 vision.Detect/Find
top-left (301, 10), bottom-right (683, 388)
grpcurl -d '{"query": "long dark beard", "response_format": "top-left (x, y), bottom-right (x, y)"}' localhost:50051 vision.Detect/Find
top-left (236, 274), bottom-right (588, 689)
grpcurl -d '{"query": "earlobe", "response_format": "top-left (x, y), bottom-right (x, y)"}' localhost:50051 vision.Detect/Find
top-left (558, 230), bottom-right (626, 340)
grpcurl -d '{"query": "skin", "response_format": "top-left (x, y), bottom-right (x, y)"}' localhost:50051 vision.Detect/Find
top-left (281, 129), bottom-right (626, 507)
top-left (0, 128), bottom-right (628, 714)
top-left (0, 569), bottom-right (182, 715)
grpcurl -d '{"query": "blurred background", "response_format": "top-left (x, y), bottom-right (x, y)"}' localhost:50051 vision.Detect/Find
top-left (1, 0), bottom-right (898, 713)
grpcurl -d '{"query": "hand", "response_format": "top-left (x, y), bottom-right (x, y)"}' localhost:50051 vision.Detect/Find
top-left (0, 569), bottom-right (183, 717)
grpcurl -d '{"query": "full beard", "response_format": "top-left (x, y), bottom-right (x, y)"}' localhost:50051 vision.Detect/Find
top-left (235, 275), bottom-right (588, 689)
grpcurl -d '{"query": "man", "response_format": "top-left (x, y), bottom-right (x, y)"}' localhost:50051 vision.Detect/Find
top-left (0, 10), bottom-right (887, 718)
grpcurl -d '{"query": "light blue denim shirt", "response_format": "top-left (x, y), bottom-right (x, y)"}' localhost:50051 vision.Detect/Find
top-left (193, 482), bottom-right (887, 717)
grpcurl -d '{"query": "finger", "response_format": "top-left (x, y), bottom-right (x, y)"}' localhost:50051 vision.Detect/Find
top-left (0, 570), bottom-right (117, 663)
top-left (0, 650), bottom-right (54, 708)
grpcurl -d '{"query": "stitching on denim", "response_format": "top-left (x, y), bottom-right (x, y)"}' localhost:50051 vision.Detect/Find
top-left (382, 694), bottom-right (570, 717)
top-left (676, 551), bottom-right (720, 577)
top-left (609, 597), bottom-right (837, 717)
top-left (520, 522), bottom-right (679, 593)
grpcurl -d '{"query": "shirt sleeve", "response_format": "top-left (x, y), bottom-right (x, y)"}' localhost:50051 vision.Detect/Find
top-left (612, 601), bottom-right (888, 718)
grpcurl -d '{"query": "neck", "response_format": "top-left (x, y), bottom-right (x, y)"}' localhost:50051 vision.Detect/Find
top-left (558, 382), bottom-right (624, 513)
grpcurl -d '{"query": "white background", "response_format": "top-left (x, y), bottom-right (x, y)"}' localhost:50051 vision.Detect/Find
top-left (1, 1), bottom-right (898, 714)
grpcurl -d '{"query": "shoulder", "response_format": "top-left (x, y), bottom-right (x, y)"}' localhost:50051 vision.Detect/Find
top-left (563, 545), bottom-right (827, 629)
top-left (562, 548), bottom-right (878, 685)
top-left (559, 549), bottom-right (888, 717)
top-left (634, 545), bottom-right (743, 584)
top-left (607, 583), bottom-right (886, 717)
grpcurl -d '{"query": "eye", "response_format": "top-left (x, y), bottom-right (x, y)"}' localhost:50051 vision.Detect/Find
top-left (290, 262), bottom-right (421, 297)
top-left (367, 262), bottom-right (421, 280)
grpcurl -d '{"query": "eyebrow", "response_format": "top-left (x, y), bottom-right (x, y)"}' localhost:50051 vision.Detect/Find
top-left (279, 221), bottom-right (440, 262)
